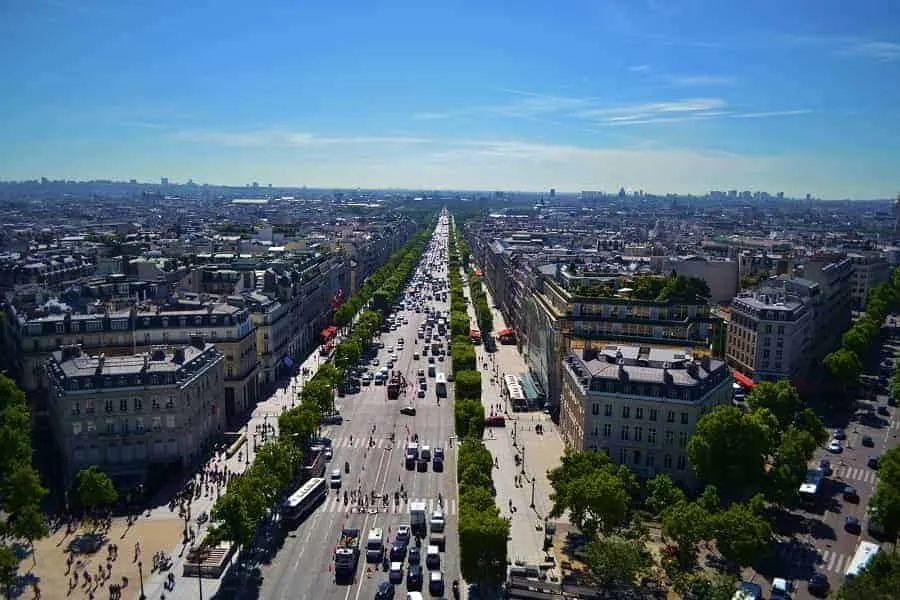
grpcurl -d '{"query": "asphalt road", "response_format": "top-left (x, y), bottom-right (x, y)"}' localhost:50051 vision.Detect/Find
top-left (258, 217), bottom-right (458, 600)
top-left (755, 334), bottom-right (900, 599)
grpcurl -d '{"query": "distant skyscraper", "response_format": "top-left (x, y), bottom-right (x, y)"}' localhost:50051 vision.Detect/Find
top-left (549, 188), bottom-right (556, 198)
top-left (161, 177), bottom-right (169, 186)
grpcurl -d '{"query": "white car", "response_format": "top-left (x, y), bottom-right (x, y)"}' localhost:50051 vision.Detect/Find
top-left (828, 439), bottom-right (843, 453)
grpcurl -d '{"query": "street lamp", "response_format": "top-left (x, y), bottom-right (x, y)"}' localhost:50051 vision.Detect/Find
top-left (512, 419), bottom-right (517, 447)
top-left (530, 477), bottom-right (537, 509)
top-left (137, 561), bottom-right (145, 600)
top-left (520, 444), bottom-right (526, 476)
top-left (190, 545), bottom-right (205, 600)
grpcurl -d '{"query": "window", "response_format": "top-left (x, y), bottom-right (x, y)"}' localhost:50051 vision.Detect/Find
top-left (604, 404), bottom-right (612, 417)
top-left (678, 432), bottom-right (688, 449)
top-left (664, 454), bottom-right (673, 469)
top-left (633, 426), bottom-right (643, 442)
top-left (70, 400), bottom-right (81, 416)
top-left (166, 415), bottom-right (176, 429)
top-left (105, 399), bottom-right (114, 414)
top-left (591, 403), bottom-right (599, 416)
top-left (621, 405), bottom-right (630, 418)
top-left (86, 421), bottom-right (96, 433)
top-left (620, 425), bottom-right (629, 441)
top-left (165, 395), bottom-right (175, 409)
top-left (152, 416), bottom-right (162, 431)
top-left (664, 431), bottom-right (674, 446)
top-left (152, 396), bottom-right (160, 410)
top-left (648, 428), bottom-right (657, 444)
top-left (677, 455), bottom-right (686, 470)
top-left (603, 423), bottom-right (612, 438)
top-left (649, 408), bottom-right (658, 421)
top-left (134, 397), bottom-right (142, 412)
top-left (72, 422), bottom-right (82, 436)
top-left (680, 412), bottom-right (689, 425)
top-left (645, 453), bottom-right (655, 467)
top-left (120, 418), bottom-right (129, 434)
top-left (135, 417), bottom-right (144, 432)
top-left (55, 321), bottom-right (65, 333)
top-left (619, 447), bottom-right (628, 464)
top-left (632, 450), bottom-right (641, 465)
top-left (635, 407), bottom-right (643, 420)
top-left (667, 410), bottom-right (675, 423)
top-left (120, 398), bottom-right (128, 412)
top-left (106, 420), bottom-right (115, 434)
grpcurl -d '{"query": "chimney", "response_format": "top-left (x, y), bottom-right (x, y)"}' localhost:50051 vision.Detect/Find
top-left (96, 353), bottom-right (105, 375)
top-left (60, 344), bottom-right (81, 362)
top-left (617, 361), bottom-right (628, 381)
top-left (143, 353), bottom-right (150, 371)
top-left (173, 348), bottom-right (186, 363)
top-left (701, 356), bottom-right (711, 371)
top-left (189, 334), bottom-right (205, 350)
top-left (663, 366), bottom-right (674, 385)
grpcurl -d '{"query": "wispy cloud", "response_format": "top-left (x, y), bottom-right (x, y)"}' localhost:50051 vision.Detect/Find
top-left (666, 75), bottom-right (737, 87)
top-left (174, 129), bottom-right (430, 148)
top-left (846, 41), bottom-right (900, 62)
top-left (628, 64), bottom-right (651, 73)
top-left (730, 110), bottom-right (811, 119)
top-left (579, 98), bottom-right (728, 121)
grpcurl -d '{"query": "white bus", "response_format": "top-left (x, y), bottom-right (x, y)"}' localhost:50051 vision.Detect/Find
top-left (435, 372), bottom-right (447, 398)
top-left (798, 469), bottom-right (824, 504)
top-left (281, 477), bottom-right (327, 526)
top-left (845, 541), bottom-right (880, 579)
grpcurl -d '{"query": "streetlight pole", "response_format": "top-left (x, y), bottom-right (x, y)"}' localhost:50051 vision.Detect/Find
top-left (512, 419), bottom-right (517, 447)
top-left (138, 561), bottom-right (145, 600)
top-left (531, 477), bottom-right (536, 509)
top-left (520, 443), bottom-right (526, 476)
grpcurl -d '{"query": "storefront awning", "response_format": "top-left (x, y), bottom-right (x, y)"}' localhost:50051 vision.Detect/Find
top-left (498, 328), bottom-right (513, 337)
top-left (470, 329), bottom-right (481, 337)
top-left (732, 369), bottom-right (756, 389)
top-left (321, 326), bottom-right (337, 339)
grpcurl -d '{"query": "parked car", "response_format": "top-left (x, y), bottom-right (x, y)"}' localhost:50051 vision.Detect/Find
top-left (400, 406), bottom-right (417, 416)
top-left (845, 515), bottom-right (861, 534)
top-left (807, 573), bottom-right (830, 597)
top-left (827, 439), bottom-right (843, 453)
top-left (843, 484), bottom-right (859, 502)
top-left (862, 435), bottom-right (875, 447)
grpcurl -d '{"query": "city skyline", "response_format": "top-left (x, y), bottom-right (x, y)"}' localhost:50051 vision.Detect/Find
top-left (1, 0), bottom-right (899, 198)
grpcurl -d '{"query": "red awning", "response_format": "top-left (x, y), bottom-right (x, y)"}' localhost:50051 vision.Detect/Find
top-left (470, 329), bottom-right (481, 337)
top-left (732, 369), bottom-right (756, 388)
top-left (498, 328), bottom-right (513, 337)
top-left (473, 268), bottom-right (483, 277)
top-left (321, 326), bottom-right (337, 339)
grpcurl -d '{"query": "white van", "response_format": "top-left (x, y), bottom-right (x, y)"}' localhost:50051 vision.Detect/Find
top-left (430, 510), bottom-right (445, 533)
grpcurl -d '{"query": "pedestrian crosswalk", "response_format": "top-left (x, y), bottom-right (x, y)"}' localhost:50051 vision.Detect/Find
top-left (323, 436), bottom-right (453, 451)
top-left (775, 543), bottom-right (849, 575)
top-left (318, 496), bottom-right (457, 515)
top-left (834, 466), bottom-right (878, 484)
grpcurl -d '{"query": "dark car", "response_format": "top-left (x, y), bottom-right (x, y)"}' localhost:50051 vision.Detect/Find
top-left (407, 547), bottom-right (420, 565)
top-left (807, 573), bottom-right (830, 597)
top-left (400, 406), bottom-right (417, 416)
top-left (843, 484), bottom-right (859, 502)
top-left (375, 581), bottom-right (395, 600)
top-left (845, 515), bottom-right (861, 533)
top-left (407, 564), bottom-right (423, 590)
top-left (819, 458), bottom-right (832, 476)
top-left (878, 405), bottom-right (890, 416)
top-left (832, 428), bottom-right (847, 440)
top-left (417, 459), bottom-right (428, 473)
top-left (390, 544), bottom-right (406, 562)
top-left (869, 455), bottom-right (881, 469)
top-left (433, 457), bottom-right (444, 472)
top-left (862, 435), bottom-right (875, 447)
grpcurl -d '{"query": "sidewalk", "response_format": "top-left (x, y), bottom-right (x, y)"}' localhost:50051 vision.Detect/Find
top-left (463, 267), bottom-right (566, 568)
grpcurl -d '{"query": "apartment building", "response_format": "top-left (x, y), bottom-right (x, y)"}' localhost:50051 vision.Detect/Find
top-left (559, 345), bottom-right (732, 487)
top-left (847, 251), bottom-right (891, 310)
top-left (522, 269), bottom-right (717, 409)
top-left (658, 256), bottom-right (739, 304)
top-left (726, 286), bottom-right (812, 384)
top-left (3, 298), bottom-right (257, 425)
top-left (46, 340), bottom-right (225, 488)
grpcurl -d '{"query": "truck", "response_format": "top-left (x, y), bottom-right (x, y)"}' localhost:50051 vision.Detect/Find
top-left (387, 371), bottom-right (403, 400)
top-left (410, 501), bottom-right (428, 538)
top-left (334, 528), bottom-right (360, 583)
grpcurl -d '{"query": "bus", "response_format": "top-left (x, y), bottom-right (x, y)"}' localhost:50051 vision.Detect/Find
top-left (435, 372), bottom-right (447, 398)
top-left (845, 541), bottom-right (880, 579)
top-left (281, 477), bottom-right (327, 526)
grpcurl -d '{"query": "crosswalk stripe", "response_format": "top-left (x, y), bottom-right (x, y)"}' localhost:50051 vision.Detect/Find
top-left (833, 554), bottom-right (847, 574)
top-left (826, 550), bottom-right (837, 572)
top-left (320, 497), bottom-right (456, 515)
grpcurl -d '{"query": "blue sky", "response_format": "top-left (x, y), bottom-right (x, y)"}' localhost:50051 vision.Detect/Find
top-left (1, 0), bottom-right (899, 198)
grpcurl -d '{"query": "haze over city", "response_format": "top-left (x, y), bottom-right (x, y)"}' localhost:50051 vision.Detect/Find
top-left (1, 0), bottom-right (899, 198)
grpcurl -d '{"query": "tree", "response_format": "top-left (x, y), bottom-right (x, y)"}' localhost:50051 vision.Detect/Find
top-left (75, 466), bottom-right (118, 517)
top-left (656, 275), bottom-right (711, 303)
top-left (838, 547), bottom-right (900, 599)
top-left (745, 380), bottom-right (801, 429)
top-left (795, 408), bottom-right (828, 446)
top-left (582, 535), bottom-right (651, 590)
top-left (687, 405), bottom-right (770, 498)
top-left (548, 451), bottom-right (634, 538)
top-left (710, 502), bottom-right (772, 567)
top-left (301, 379), bottom-right (334, 414)
top-left (842, 327), bottom-right (870, 357)
top-left (661, 500), bottom-right (712, 568)
top-left (823, 348), bottom-right (863, 386)
top-left (12, 505), bottom-right (48, 565)
top-left (454, 370), bottom-right (482, 400)
top-left (644, 473), bottom-right (685, 516)
top-left (458, 508), bottom-right (509, 588)
top-left (332, 303), bottom-right (354, 329)
top-left (278, 402), bottom-right (320, 446)
top-left (868, 483), bottom-right (900, 540)
top-left (454, 398), bottom-right (484, 440)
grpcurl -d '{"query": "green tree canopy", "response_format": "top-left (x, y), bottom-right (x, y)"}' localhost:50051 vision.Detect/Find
top-left (454, 370), bottom-right (482, 400)
top-left (643, 473), bottom-right (686, 516)
top-left (75, 466), bottom-right (118, 513)
top-left (745, 380), bottom-right (801, 429)
top-left (581, 535), bottom-right (651, 590)
top-left (709, 500), bottom-right (772, 566)
top-left (686, 405), bottom-right (770, 499)
top-left (661, 500), bottom-right (712, 568)
top-left (823, 347), bottom-right (863, 386)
